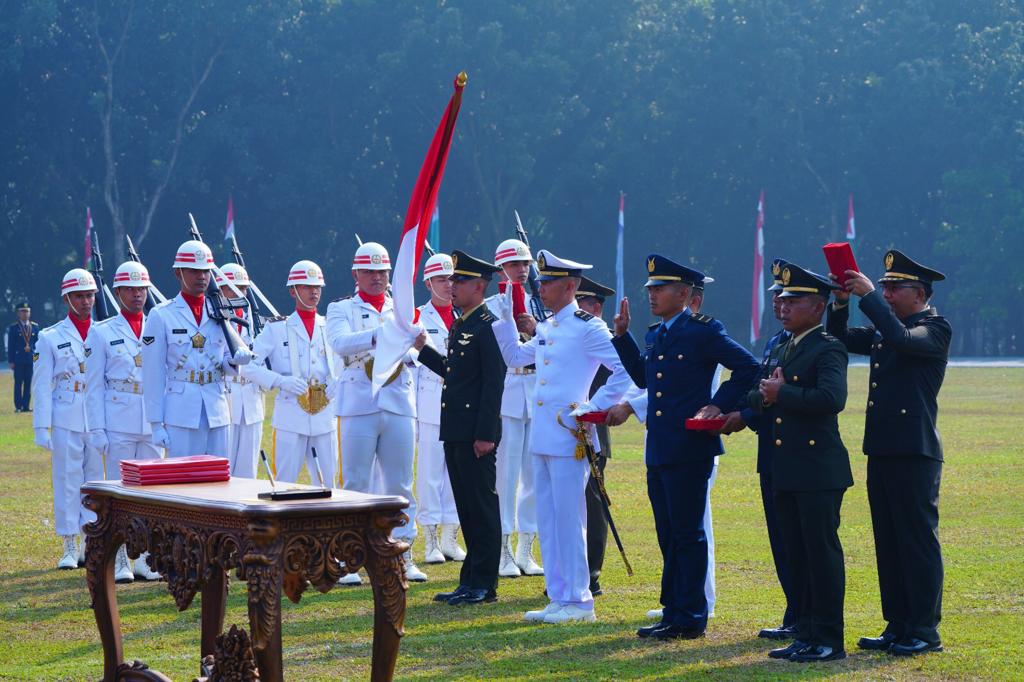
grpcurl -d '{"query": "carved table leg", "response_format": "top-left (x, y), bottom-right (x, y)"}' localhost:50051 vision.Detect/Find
top-left (243, 518), bottom-right (284, 682)
top-left (200, 566), bottom-right (228, 665)
top-left (83, 495), bottom-right (123, 680)
top-left (363, 511), bottom-right (409, 682)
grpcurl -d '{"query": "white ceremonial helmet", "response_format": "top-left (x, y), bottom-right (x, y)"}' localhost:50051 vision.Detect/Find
top-left (352, 242), bottom-right (391, 271)
top-left (173, 240), bottom-right (215, 270)
top-left (422, 253), bottom-right (454, 281)
top-left (494, 238), bottom-right (532, 266)
top-left (287, 260), bottom-right (326, 287)
top-left (61, 268), bottom-right (98, 295)
top-left (215, 262), bottom-right (250, 287)
top-left (112, 261), bottom-right (151, 289)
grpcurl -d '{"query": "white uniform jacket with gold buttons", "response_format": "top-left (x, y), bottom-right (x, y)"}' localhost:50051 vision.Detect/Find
top-left (84, 314), bottom-right (151, 436)
top-left (226, 313), bottom-right (266, 426)
top-left (32, 318), bottom-right (90, 433)
top-left (414, 301), bottom-right (448, 426)
top-left (485, 292), bottom-right (536, 419)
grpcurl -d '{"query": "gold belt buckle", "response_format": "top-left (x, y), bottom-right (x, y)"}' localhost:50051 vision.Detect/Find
top-left (298, 379), bottom-right (330, 415)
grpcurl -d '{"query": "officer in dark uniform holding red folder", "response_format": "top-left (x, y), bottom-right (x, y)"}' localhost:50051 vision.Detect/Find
top-left (828, 249), bottom-right (951, 656)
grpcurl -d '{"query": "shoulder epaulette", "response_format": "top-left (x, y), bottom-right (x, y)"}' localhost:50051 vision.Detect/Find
top-left (332, 295), bottom-right (353, 303)
top-left (691, 313), bottom-right (713, 324)
top-left (480, 312), bottom-right (496, 323)
top-left (575, 310), bottom-right (594, 321)
top-left (648, 321), bottom-right (660, 329)
top-left (267, 316), bottom-right (287, 323)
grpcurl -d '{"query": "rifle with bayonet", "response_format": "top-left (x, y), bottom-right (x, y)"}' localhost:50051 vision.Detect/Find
top-left (513, 210), bottom-right (549, 321)
top-left (227, 232), bottom-right (283, 338)
top-left (125, 235), bottom-right (168, 312)
top-left (187, 213), bottom-right (249, 358)
top-left (88, 230), bottom-right (120, 321)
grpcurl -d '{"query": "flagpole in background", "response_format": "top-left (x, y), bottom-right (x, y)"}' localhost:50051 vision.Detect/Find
top-left (83, 207), bottom-right (94, 267)
top-left (749, 190), bottom-right (766, 348)
top-left (224, 195), bottom-right (236, 242)
top-left (428, 205), bottom-right (441, 252)
top-left (615, 192), bottom-right (625, 311)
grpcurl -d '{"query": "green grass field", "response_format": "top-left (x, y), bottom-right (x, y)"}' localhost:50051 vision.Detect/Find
top-left (0, 367), bottom-right (1021, 681)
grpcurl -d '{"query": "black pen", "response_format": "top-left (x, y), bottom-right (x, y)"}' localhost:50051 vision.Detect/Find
top-left (311, 447), bottom-right (326, 489)
top-left (259, 450), bottom-right (277, 490)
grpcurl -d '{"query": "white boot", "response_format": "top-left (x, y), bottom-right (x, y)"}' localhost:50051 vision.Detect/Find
top-left (114, 545), bottom-right (134, 584)
top-left (76, 533), bottom-right (86, 567)
top-left (524, 601), bottom-right (560, 622)
top-left (57, 536), bottom-right (78, 570)
top-left (439, 524), bottom-right (467, 562)
top-left (404, 549), bottom-right (428, 582)
top-left (133, 552), bottom-right (161, 581)
top-left (498, 534), bottom-right (521, 577)
top-left (515, 532), bottom-right (544, 576)
top-left (337, 562), bottom-right (363, 586)
top-left (423, 525), bottom-right (445, 564)
top-left (544, 604), bottom-right (596, 624)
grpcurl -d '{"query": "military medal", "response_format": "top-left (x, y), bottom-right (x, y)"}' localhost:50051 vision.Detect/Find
top-left (134, 354), bottom-right (143, 368)
top-left (191, 332), bottom-right (206, 349)
top-left (79, 361), bottom-right (86, 373)
top-left (21, 324), bottom-right (31, 352)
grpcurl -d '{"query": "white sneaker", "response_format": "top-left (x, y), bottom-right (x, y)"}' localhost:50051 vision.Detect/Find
top-left (57, 536), bottom-right (78, 570)
top-left (337, 562), bottom-right (363, 586)
top-left (524, 601), bottom-right (560, 622)
top-left (134, 552), bottom-right (161, 581)
top-left (499, 534), bottom-right (521, 577)
top-left (404, 550), bottom-right (428, 582)
top-left (439, 523), bottom-right (467, 562)
top-left (114, 546), bottom-right (134, 584)
top-left (646, 607), bottom-right (664, 619)
top-left (515, 532), bottom-right (544, 576)
top-left (543, 604), bottom-right (597, 624)
top-left (423, 525), bottom-right (446, 564)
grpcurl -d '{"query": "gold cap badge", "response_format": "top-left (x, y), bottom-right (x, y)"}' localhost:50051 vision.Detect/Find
top-left (771, 261), bottom-right (781, 277)
top-left (781, 267), bottom-right (792, 286)
top-left (885, 251), bottom-right (895, 270)
top-left (647, 257), bottom-right (656, 273)
top-left (537, 253), bottom-right (547, 270)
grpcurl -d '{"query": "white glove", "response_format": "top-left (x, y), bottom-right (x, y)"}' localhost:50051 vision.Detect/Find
top-left (230, 347), bottom-right (254, 366)
top-left (150, 423), bottom-right (171, 449)
top-left (277, 375), bottom-right (309, 396)
top-left (570, 402), bottom-right (598, 417)
top-left (87, 429), bottom-right (109, 452)
top-left (500, 286), bottom-right (515, 322)
top-left (34, 428), bottom-right (52, 450)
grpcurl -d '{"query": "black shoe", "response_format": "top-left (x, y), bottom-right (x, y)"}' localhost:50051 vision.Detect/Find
top-left (857, 632), bottom-right (899, 650)
top-left (790, 645), bottom-right (846, 662)
top-left (589, 579), bottom-right (602, 596)
top-left (433, 585), bottom-right (469, 602)
top-left (637, 621), bottom-right (669, 638)
top-left (768, 640), bottom-right (809, 659)
top-left (759, 624), bottom-right (797, 640)
top-left (650, 624), bottom-right (705, 640)
top-left (447, 588), bottom-right (497, 605)
top-left (889, 637), bottom-right (942, 656)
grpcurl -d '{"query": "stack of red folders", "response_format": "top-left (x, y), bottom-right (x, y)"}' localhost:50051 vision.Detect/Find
top-left (121, 455), bottom-right (231, 486)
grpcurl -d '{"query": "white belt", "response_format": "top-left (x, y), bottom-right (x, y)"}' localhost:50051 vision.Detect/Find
top-left (169, 368), bottom-right (224, 385)
top-left (106, 379), bottom-right (142, 394)
top-left (55, 377), bottom-right (86, 393)
top-left (508, 368), bottom-right (535, 376)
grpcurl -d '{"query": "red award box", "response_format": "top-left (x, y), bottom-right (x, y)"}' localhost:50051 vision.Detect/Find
top-left (685, 417), bottom-right (726, 431)
top-left (822, 242), bottom-right (859, 287)
top-left (577, 411), bottom-right (608, 424)
top-left (121, 455), bottom-right (230, 486)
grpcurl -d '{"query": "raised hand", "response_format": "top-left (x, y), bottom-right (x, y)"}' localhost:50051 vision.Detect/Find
top-left (613, 297), bottom-right (630, 337)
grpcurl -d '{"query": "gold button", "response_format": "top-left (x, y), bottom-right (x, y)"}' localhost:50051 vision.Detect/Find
top-left (775, 439), bottom-right (782, 446)
top-left (540, 379), bottom-right (547, 385)
top-left (544, 359), bottom-right (550, 365)
top-left (809, 440), bottom-right (815, 446)
top-left (655, 410), bottom-right (663, 417)
top-left (441, 402), bottom-right (446, 408)
top-left (460, 352), bottom-right (465, 356)
top-left (871, 382), bottom-right (877, 388)
top-left (658, 354), bottom-right (664, 360)
top-left (878, 342), bottom-right (883, 348)
top-left (656, 372), bottom-right (663, 379)
top-left (446, 367), bottom-right (451, 372)
top-left (656, 391), bottom-right (663, 398)
top-left (548, 340), bottom-right (554, 345)
top-left (868, 401), bottom-right (874, 407)
top-left (792, 375), bottom-right (798, 381)
top-left (466, 403), bottom-right (471, 408)
top-left (775, 417), bottom-right (782, 424)
top-left (537, 400), bottom-right (543, 406)
top-left (901, 408), bottom-right (907, 414)
top-left (874, 363), bottom-right (880, 368)
top-left (677, 354), bottom-right (684, 360)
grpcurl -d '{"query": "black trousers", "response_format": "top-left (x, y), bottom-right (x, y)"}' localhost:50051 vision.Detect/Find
top-left (774, 488), bottom-right (846, 649)
top-left (867, 456), bottom-right (943, 643)
top-left (444, 441), bottom-right (500, 591)
top-left (585, 453), bottom-right (608, 583)
top-left (13, 363), bottom-right (32, 411)
top-left (759, 470), bottom-right (797, 627)
top-left (647, 457), bottom-right (714, 629)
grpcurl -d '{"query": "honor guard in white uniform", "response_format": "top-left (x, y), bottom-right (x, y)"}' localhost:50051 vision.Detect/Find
top-left (216, 263), bottom-right (265, 478)
top-left (33, 269), bottom-right (103, 569)
top-left (415, 253), bottom-right (466, 564)
top-left (326, 242), bottom-right (427, 583)
top-left (248, 261), bottom-right (338, 486)
top-left (484, 238), bottom-right (543, 577)
top-left (492, 250), bottom-right (633, 624)
top-left (141, 240), bottom-right (253, 459)
top-left (84, 261), bottom-right (162, 582)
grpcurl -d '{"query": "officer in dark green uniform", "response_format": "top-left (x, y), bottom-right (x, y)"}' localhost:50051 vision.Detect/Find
top-left (7, 301), bottom-right (39, 412)
top-left (416, 250), bottom-right (506, 606)
top-left (750, 263), bottom-right (852, 663)
top-left (827, 249), bottom-right (950, 656)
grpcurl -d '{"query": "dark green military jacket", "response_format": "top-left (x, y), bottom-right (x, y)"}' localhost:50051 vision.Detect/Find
top-left (747, 327), bottom-right (853, 492)
top-left (418, 303), bottom-right (506, 444)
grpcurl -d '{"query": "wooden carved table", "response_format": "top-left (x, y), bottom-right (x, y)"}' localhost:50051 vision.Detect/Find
top-left (81, 478), bottom-right (410, 682)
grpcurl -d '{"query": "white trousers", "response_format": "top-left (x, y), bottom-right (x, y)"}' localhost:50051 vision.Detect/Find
top-left (496, 415), bottom-right (537, 534)
top-left (104, 431), bottom-right (162, 479)
top-left (228, 421), bottom-right (262, 478)
top-left (274, 429), bottom-right (338, 487)
top-left (166, 406), bottom-right (229, 458)
top-left (705, 460), bottom-right (718, 615)
top-left (415, 422), bottom-right (458, 525)
top-left (340, 411), bottom-right (417, 540)
top-left (51, 427), bottom-right (103, 536)
top-left (534, 453), bottom-right (592, 610)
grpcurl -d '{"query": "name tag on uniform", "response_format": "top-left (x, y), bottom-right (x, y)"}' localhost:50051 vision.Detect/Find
top-left (427, 329), bottom-right (438, 334)
top-left (172, 329), bottom-right (187, 334)
top-left (110, 339), bottom-right (125, 346)
top-left (361, 314), bottom-right (370, 319)
top-left (282, 341), bottom-right (289, 346)
top-left (57, 342), bottom-right (71, 349)
top-left (539, 340), bottom-right (546, 346)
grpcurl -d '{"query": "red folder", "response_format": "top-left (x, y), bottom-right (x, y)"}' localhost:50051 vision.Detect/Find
top-left (121, 455), bottom-right (230, 486)
top-left (822, 243), bottom-right (859, 287)
top-left (685, 417), bottom-right (726, 431)
top-left (577, 411), bottom-right (608, 424)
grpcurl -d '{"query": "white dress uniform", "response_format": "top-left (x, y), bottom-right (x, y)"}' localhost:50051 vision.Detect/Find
top-left (141, 294), bottom-right (239, 458)
top-left (84, 313), bottom-right (160, 475)
top-left (247, 312), bottom-right (338, 485)
top-left (493, 259), bottom-right (633, 621)
top-left (325, 294), bottom-right (418, 543)
top-left (225, 315), bottom-right (265, 478)
top-left (33, 316), bottom-right (104, 538)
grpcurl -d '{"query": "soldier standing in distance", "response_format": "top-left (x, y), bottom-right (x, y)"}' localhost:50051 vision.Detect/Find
top-left (7, 301), bottom-right (39, 412)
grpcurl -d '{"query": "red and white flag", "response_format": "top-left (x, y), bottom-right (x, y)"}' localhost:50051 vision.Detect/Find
top-left (372, 72), bottom-right (467, 394)
top-left (83, 207), bottom-right (94, 266)
top-left (224, 196), bottom-right (236, 242)
top-left (750, 190), bottom-right (766, 346)
top-left (846, 193), bottom-right (856, 240)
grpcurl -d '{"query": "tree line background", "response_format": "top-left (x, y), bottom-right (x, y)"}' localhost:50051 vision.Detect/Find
top-left (2, 0), bottom-right (1021, 356)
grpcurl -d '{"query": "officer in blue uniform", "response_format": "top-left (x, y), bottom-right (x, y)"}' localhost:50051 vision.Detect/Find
top-left (612, 254), bottom-right (759, 640)
top-left (7, 301), bottom-right (39, 412)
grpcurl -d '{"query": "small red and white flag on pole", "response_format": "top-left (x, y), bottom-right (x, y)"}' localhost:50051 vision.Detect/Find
top-left (846, 193), bottom-right (856, 240)
top-left (224, 196), bottom-right (236, 242)
top-left (750, 190), bottom-right (766, 346)
top-left (83, 207), bottom-right (94, 266)
top-left (372, 72), bottom-right (468, 394)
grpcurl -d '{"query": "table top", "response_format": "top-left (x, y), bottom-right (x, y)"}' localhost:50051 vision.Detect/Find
top-left (80, 478), bottom-right (409, 518)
